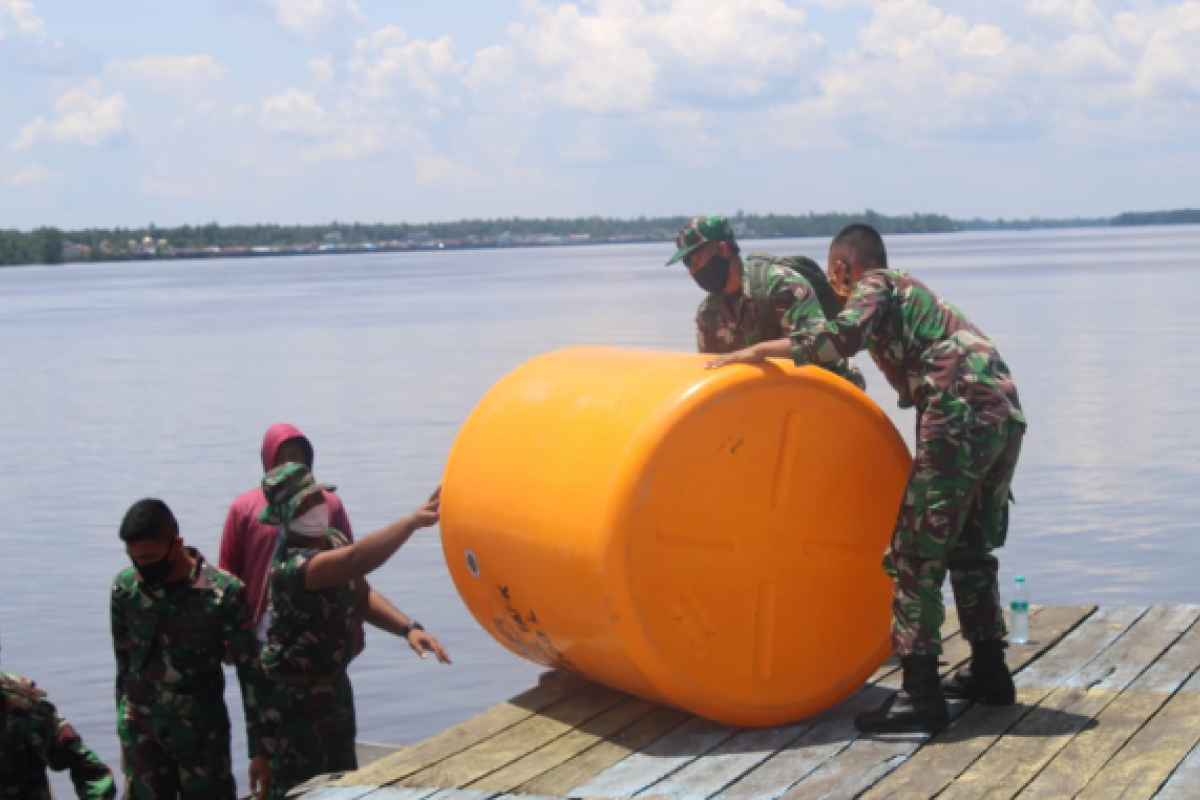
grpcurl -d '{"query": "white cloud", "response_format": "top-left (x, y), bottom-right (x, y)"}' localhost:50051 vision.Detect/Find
top-left (110, 55), bottom-right (228, 92)
top-left (5, 162), bottom-right (58, 187)
top-left (0, 0), bottom-right (46, 41)
top-left (1025, 0), bottom-right (1104, 31)
top-left (11, 80), bottom-right (131, 150)
top-left (264, 0), bottom-right (364, 39)
top-left (309, 55), bottom-right (335, 83)
top-left (486, 0), bottom-right (824, 114)
top-left (300, 125), bottom-right (385, 161)
top-left (415, 149), bottom-right (481, 187)
top-left (260, 88), bottom-right (335, 138)
top-left (1115, 3), bottom-right (1200, 100)
top-left (346, 25), bottom-right (463, 107)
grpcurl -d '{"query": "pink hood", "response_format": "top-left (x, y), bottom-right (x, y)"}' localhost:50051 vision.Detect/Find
top-left (260, 423), bottom-right (312, 472)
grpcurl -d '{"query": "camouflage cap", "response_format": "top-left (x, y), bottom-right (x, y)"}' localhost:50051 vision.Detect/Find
top-left (258, 462), bottom-right (336, 525)
top-left (665, 215), bottom-right (736, 266)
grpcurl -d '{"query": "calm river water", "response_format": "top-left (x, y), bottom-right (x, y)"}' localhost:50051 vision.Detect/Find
top-left (2, 226), bottom-right (1199, 796)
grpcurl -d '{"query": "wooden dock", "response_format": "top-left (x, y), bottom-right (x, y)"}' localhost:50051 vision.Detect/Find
top-left (295, 605), bottom-right (1200, 799)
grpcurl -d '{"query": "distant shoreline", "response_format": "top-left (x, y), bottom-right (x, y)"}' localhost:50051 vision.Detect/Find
top-left (3, 209), bottom-right (1197, 269)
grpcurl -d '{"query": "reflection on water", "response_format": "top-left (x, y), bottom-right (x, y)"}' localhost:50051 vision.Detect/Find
top-left (2, 226), bottom-right (1199, 796)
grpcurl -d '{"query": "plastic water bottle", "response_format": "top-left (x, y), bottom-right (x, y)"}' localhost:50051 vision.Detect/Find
top-left (1010, 575), bottom-right (1029, 644)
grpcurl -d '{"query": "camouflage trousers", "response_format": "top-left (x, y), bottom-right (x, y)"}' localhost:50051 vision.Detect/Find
top-left (118, 694), bottom-right (235, 800)
top-left (884, 417), bottom-right (1025, 657)
top-left (263, 674), bottom-right (357, 800)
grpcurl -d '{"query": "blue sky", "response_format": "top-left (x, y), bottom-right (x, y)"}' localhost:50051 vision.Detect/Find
top-left (1, 0), bottom-right (1198, 229)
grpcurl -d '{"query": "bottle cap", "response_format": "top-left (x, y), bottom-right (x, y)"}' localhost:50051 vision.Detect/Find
top-left (1015, 575), bottom-right (1025, 583)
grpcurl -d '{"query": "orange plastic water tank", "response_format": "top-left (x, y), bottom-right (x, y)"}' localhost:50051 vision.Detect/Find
top-left (441, 347), bottom-right (910, 727)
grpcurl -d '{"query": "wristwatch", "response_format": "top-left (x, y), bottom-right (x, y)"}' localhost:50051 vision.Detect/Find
top-left (400, 620), bottom-right (425, 638)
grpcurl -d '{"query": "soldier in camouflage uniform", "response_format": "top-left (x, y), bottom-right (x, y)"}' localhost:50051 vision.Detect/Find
top-left (666, 215), bottom-right (864, 389)
top-left (707, 223), bottom-right (1026, 734)
top-left (1, 634), bottom-right (115, 799)
top-left (258, 464), bottom-right (447, 799)
top-left (111, 498), bottom-right (271, 798)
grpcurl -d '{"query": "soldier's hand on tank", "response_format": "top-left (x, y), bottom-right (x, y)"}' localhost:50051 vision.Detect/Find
top-left (409, 629), bottom-right (452, 664)
top-left (249, 754), bottom-right (270, 800)
top-left (409, 487), bottom-right (441, 529)
top-left (705, 347), bottom-right (764, 370)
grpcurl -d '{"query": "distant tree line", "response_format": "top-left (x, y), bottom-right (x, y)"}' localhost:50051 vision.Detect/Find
top-left (0, 228), bottom-right (64, 265)
top-left (958, 217), bottom-right (1110, 231)
top-left (2, 208), bottom-right (1198, 267)
top-left (1111, 209), bottom-right (1200, 226)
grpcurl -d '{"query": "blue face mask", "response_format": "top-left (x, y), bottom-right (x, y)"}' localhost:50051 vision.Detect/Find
top-left (692, 254), bottom-right (732, 294)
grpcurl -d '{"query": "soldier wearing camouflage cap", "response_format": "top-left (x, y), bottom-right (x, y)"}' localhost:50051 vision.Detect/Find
top-left (707, 223), bottom-right (1026, 735)
top-left (257, 463), bottom-right (447, 799)
top-left (667, 215), bottom-right (864, 389)
top-left (1, 629), bottom-right (116, 799)
top-left (111, 498), bottom-right (271, 799)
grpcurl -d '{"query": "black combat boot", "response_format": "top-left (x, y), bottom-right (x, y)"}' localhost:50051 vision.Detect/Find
top-left (854, 654), bottom-right (949, 734)
top-left (942, 640), bottom-right (1015, 705)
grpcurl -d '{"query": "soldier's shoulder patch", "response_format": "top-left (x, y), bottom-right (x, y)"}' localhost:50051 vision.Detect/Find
top-left (205, 563), bottom-right (245, 592)
top-left (112, 567), bottom-right (140, 592)
top-left (0, 671), bottom-right (47, 704)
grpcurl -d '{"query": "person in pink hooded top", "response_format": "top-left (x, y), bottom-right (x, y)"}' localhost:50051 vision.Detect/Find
top-left (220, 424), bottom-right (370, 644)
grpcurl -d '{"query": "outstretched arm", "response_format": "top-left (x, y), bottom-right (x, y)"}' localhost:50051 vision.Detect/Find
top-left (303, 489), bottom-right (440, 591)
top-left (358, 579), bottom-right (452, 664)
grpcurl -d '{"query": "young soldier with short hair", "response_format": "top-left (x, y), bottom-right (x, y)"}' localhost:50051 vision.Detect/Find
top-left (707, 223), bottom-right (1026, 734)
top-left (111, 498), bottom-right (271, 798)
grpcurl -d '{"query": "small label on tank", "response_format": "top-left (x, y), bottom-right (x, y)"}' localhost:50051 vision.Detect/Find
top-left (465, 549), bottom-right (480, 578)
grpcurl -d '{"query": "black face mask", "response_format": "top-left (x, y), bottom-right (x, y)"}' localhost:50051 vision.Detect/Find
top-left (134, 539), bottom-right (178, 587)
top-left (692, 254), bottom-right (732, 294)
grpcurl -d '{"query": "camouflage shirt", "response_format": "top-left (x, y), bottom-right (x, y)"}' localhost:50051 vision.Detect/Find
top-left (697, 257), bottom-right (865, 389)
top-left (0, 671), bottom-right (115, 800)
top-left (110, 548), bottom-right (269, 757)
top-left (790, 269), bottom-right (1025, 430)
top-left (262, 529), bottom-right (361, 677)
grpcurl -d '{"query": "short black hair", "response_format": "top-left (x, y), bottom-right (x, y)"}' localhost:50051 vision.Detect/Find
top-left (831, 224), bottom-right (888, 270)
top-left (119, 498), bottom-right (179, 543)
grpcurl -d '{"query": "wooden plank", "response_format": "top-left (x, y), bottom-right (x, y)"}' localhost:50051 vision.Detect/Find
top-left (294, 788), bottom-right (382, 800)
top-left (568, 716), bottom-right (740, 797)
top-left (517, 706), bottom-right (690, 796)
top-left (403, 683), bottom-right (629, 788)
top-left (649, 636), bottom-right (955, 800)
top-left (650, 623), bottom-right (969, 800)
top-left (335, 672), bottom-right (591, 786)
top-left (711, 609), bottom-right (1004, 800)
top-left (469, 696), bottom-right (659, 793)
top-left (785, 604), bottom-right (1099, 800)
top-left (1076, 662), bottom-right (1200, 799)
top-left (937, 605), bottom-right (1200, 800)
top-left (850, 604), bottom-right (1125, 800)
top-left (297, 788), bottom-right (441, 800)
top-left (1153, 740), bottom-right (1200, 800)
top-left (645, 718), bottom-right (825, 800)
top-left (1019, 609), bottom-right (1200, 800)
